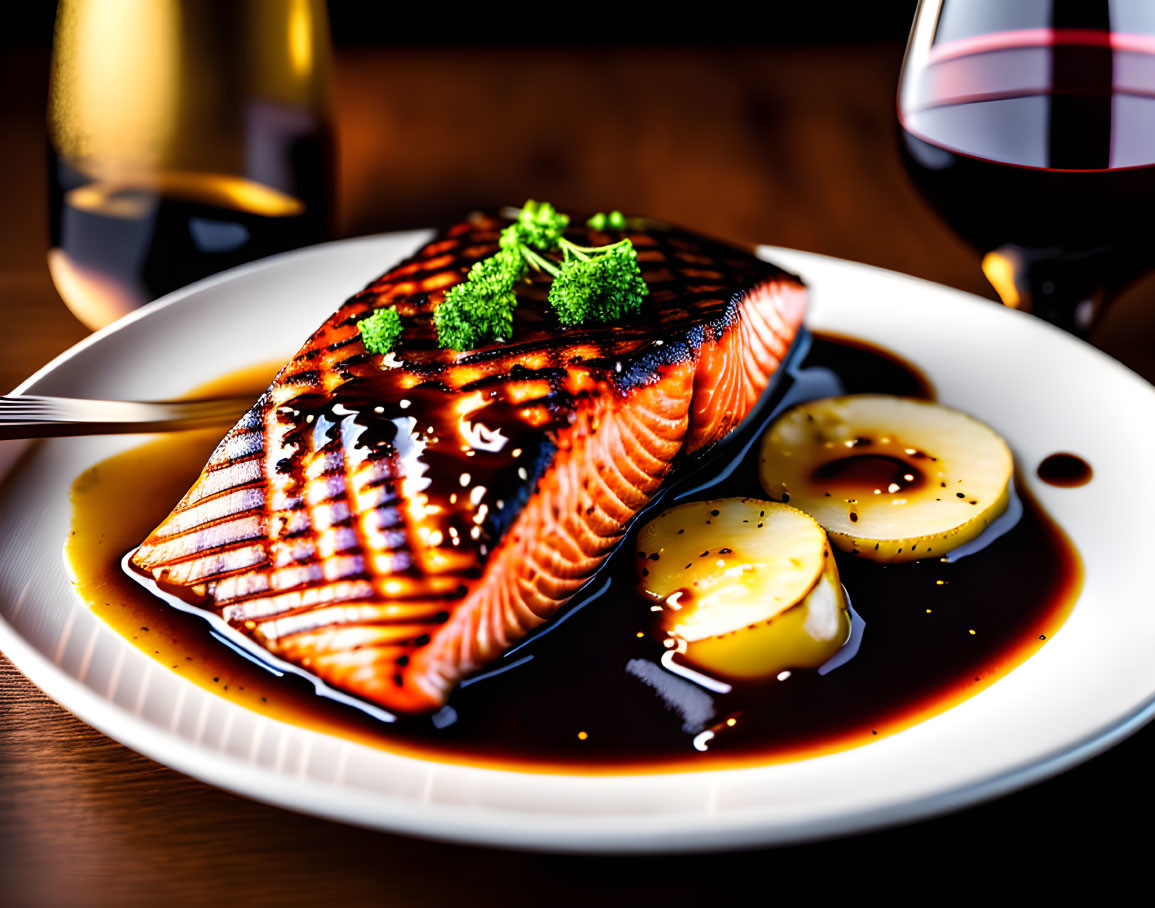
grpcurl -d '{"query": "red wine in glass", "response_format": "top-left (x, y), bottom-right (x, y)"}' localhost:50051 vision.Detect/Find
top-left (898, 0), bottom-right (1155, 334)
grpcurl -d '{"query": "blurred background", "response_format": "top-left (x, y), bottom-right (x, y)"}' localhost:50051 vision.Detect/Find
top-left (1, 2), bottom-right (1073, 385)
top-left (7, 1), bottom-right (1152, 387)
top-left (2, 3), bottom-right (1152, 904)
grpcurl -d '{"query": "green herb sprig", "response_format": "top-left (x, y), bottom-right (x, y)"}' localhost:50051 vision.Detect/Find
top-left (544, 239), bottom-right (648, 327)
top-left (358, 201), bottom-right (649, 355)
top-left (432, 201), bottom-right (566, 351)
top-left (358, 306), bottom-right (403, 356)
top-left (438, 201), bottom-right (648, 350)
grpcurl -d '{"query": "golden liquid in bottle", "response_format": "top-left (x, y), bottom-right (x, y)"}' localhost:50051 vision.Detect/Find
top-left (47, 0), bottom-right (334, 329)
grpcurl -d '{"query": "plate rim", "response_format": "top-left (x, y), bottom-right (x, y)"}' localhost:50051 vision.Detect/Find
top-left (3, 234), bottom-right (1155, 853)
top-left (6, 603), bottom-right (1155, 854)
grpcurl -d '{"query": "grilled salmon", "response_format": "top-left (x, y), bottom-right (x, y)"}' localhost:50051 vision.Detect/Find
top-left (130, 213), bottom-right (807, 714)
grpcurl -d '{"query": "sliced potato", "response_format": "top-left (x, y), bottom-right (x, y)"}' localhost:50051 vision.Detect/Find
top-left (636, 498), bottom-right (849, 681)
top-left (758, 394), bottom-right (1012, 563)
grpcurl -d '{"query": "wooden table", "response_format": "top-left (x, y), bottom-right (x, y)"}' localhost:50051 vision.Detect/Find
top-left (3, 44), bottom-right (1153, 904)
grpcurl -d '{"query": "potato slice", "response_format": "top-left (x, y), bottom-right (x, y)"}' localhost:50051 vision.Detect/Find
top-left (759, 394), bottom-right (1013, 563)
top-left (636, 498), bottom-right (849, 681)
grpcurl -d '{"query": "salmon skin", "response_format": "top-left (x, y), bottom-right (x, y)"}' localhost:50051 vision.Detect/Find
top-left (130, 213), bottom-right (807, 715)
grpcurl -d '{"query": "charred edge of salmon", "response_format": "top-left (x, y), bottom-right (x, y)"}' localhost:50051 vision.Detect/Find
top-left (296, 213), bottom-right (803, 387)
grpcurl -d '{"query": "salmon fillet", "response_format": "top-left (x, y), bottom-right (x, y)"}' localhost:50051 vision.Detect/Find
top-left (130, 213), bottom-right (806, 714)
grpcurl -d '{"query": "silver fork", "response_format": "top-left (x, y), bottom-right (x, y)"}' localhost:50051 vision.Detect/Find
top-left (0, 394), bottom-right (256, 440)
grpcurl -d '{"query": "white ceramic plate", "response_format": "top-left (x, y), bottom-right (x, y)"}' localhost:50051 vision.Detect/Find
top-left (2, 234), bottom-right (1154, 853)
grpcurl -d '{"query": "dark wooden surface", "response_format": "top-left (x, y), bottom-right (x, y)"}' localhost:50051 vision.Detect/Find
top-left (2, 44), bottom-right (1153, 905)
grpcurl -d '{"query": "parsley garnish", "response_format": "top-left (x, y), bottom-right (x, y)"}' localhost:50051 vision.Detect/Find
top-left (359, 201), bottom-right (650, 354)
top-left (358, 306), bottom-right (403, 355)
top-left (438, 200), bottom-right (648, 350)
top-left (546, 239), bottom-right (649, 327)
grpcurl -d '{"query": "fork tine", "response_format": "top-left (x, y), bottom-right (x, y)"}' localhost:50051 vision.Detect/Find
top-left (0, 393), bottom-right (254, 439)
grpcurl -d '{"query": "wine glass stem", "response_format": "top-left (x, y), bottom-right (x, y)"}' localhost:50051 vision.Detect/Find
top-left (981, 245), bottom-right (1110, 337)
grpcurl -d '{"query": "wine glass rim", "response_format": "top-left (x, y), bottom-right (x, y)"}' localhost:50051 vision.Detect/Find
top-left (927, 28), bottom-right (1155, 66)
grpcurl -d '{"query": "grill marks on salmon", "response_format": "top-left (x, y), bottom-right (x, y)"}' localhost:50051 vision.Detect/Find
top-left (131, 214), bottom-right (807, 714)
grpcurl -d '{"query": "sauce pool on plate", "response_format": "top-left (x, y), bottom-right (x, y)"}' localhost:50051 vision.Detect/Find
top-left (1037, 453), bottom-right (1093, 488)
top-left (65, 334), bottom-right (1083, 773)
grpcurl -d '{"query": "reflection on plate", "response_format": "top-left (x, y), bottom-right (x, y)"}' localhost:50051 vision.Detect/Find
top-left (1, 235), bottom-right (1154, 852)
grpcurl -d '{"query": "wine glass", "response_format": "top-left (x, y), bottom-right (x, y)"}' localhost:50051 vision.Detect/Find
top-left (47, 0), bottom-right (335, 331)
top-left (898, 0), bottom-right (1155, 336)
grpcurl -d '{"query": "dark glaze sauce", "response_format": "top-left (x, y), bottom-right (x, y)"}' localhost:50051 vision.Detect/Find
top-left (811, 453), bottom-right (926, 496)
top-left (1037, 453), bottom-right (1094, 488)
top-left (275, 373), bottom-right (572, 581)
top-left (69, 333), bottom-right (1081, 773)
